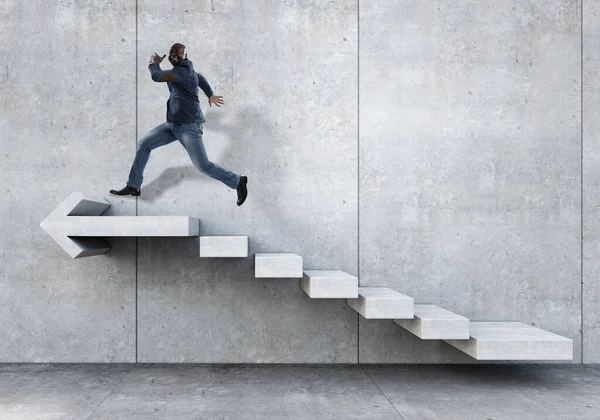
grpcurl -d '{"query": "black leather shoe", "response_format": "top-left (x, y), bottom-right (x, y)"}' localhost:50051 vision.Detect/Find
top-left (110, 185), bottom-right (140, 196)
top-left (236, 176), bottom-right (248, 206)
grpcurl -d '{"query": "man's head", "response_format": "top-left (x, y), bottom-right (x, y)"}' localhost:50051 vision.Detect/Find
top-left (169, 43), bottom-right (187, 66)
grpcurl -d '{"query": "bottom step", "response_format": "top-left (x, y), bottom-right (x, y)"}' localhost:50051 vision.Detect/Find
top-left (444, 322), bottom-right (573, 360)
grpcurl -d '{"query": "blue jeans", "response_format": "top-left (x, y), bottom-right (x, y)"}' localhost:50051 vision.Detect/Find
top-left (127, 121), bottom-right (240, 190)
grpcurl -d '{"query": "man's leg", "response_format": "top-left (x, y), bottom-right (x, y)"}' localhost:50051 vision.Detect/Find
top-left (126, 122), bottom-right (178, 189)
top-left (176, 122), bottom-right (241, 189)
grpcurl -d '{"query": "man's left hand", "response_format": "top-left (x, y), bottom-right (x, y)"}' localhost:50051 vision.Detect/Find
top-left (209, 94), bottom-right (224, 108)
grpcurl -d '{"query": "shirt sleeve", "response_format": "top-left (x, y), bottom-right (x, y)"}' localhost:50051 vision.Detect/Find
top-left (148, 63), bottom-right (184, 83)
top-left (197, 72), bottom-right (214, 98)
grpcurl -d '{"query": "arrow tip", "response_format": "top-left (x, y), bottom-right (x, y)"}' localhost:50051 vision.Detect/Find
top-left (40, 192), bottom-right (113, 258)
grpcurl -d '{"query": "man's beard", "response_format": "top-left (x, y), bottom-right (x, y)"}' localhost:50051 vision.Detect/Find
top-left (169, 58), bottom-right (179, 66)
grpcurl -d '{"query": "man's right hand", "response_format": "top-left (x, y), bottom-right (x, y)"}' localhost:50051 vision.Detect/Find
top-left (151, 53), bottom-right (166, 64)
top-left (209, 94), bottom-right (224, 108)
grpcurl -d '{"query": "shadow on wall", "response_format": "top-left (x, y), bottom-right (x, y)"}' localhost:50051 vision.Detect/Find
top-left (138, 104), bottom-right (263, 203)
top-left (136, 104), bottom-right (300, 247)
top-left (134, 102), bottom-right (326, 258)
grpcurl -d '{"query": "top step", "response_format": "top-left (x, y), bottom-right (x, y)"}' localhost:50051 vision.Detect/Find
top-left (347, 287), bottom-right (413, 319)
top-left (444, 322), bottom-right (573, 360)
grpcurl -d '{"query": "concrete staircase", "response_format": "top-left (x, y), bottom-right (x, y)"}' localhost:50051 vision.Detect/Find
top-left (251, 252), bottom-right (573, 361)
top-left (40, 193), bottom-right (574, 361)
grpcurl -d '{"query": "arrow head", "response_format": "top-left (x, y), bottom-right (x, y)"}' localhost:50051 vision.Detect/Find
top-left (40, 192), bottom-right (112, 258)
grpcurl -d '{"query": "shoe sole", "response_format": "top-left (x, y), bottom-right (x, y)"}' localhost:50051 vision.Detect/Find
top-left (237, 177), bottom-right (248, 206)
top-left (110, 191), bottom-right (140, 196)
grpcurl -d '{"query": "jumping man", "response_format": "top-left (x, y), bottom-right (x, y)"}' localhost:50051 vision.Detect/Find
top-left (110, 42), bottom-right (248, 206)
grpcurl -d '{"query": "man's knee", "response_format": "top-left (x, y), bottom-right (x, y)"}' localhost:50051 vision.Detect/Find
top-left (197, 160), bottom-right (213, 173)
top-left (136, 140), bottom-right (154, 154)
top-left (135, 145), bottom-right (149, 155)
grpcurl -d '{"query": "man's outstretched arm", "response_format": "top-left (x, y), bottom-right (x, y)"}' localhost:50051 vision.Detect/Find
top-left (149, 62), bottom-right (181, 82)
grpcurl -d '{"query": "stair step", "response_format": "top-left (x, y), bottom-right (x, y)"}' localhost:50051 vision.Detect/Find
top-left (301, 270), bottom-right (358, 298)
top-left (394, 304), bottom-right (470, 339)
top-left (255, 253), bottom-right (303, 278)
top-left (199, 236), bottom-right (248, 258)
top-left (347, 287), bottom-right (413, 319)
top-left (444, 322), bottom-right (573, 360)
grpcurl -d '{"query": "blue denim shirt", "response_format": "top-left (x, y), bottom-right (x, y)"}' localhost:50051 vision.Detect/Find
top-left (148, 58), bottom-right (214, 124)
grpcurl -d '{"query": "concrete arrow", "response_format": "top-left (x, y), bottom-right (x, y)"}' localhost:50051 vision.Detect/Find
top-left (40, 192), bottom-right (200, 259)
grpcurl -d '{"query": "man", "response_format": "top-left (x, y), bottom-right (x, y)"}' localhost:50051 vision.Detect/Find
top-left (110, 43), bottom-right (248, 206)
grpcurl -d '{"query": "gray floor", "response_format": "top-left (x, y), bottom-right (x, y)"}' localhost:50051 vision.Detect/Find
top-left (1, 364), bottom-right (599, 420)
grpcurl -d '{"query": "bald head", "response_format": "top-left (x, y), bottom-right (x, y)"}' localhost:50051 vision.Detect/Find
top-left (168, 43), bottom-right (187, 66)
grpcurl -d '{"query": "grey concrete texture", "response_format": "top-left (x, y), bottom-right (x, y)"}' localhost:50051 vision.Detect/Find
top-left (0, 0), bottom-right (594, 363)
top-left (199, 235), bottom-right (248, 257)
top-left (364, 364), bottom-right (600, 420)
top-left (40, 192), bottom-right (201, 258)
top-left (394, 304), bottom-right (470, 340)
top-left (136, 240), bottom-right (357, 362)
top-left (301, 269), bottom-right (359, 298)
top-left (135, 0), bottom-right (358, 363)
top-left (39, 192), bottom-right (113, 258)
top-left (445, 322), bottom-right (574, 360)
top-left (583, 0), bottom-right (600, 364)
top-left (359, 0), bottom-right (583, 362)
top-left (88, 365), bottom-right (401, 420)
top-left (348, 287), bottom-right (414, 319)
top-left (2, 364), bottom-right (600, 420)
top-left (0, 0), bottom-right (137, 361)
top-left (255, 253), bottom-right (303, 277)
top-left (0, 364), bottom-right (132, 419)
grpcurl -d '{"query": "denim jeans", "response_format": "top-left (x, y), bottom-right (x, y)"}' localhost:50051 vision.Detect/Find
top-left (126, 121), bottom-right (240, 190)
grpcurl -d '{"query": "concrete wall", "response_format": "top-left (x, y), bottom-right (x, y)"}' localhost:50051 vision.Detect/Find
top-left (0, 0), bottom-right (593, 363)
top-left (359, 0), bottom-right (583, 363)
top-left (583, 0), bottom-right (600, 364)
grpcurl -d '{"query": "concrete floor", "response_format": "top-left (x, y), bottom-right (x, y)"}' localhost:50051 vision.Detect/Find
top-left (1, 364), bottom-right (599, 420)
